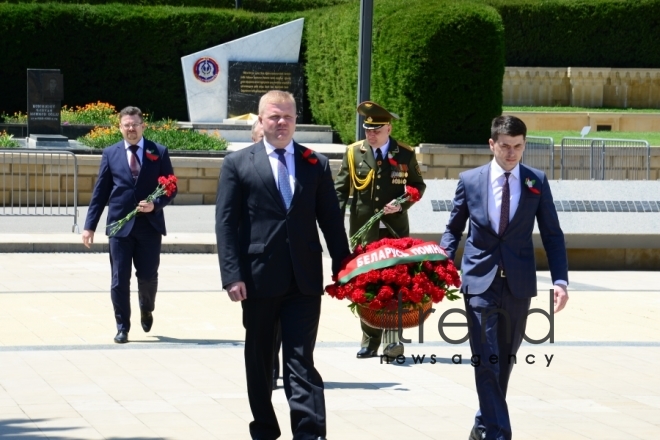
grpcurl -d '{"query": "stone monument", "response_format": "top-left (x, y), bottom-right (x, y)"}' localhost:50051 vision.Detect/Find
top-left (27, 68), bottom-right (69, 148)
top-left (181, 19), bottom-right (304, 123)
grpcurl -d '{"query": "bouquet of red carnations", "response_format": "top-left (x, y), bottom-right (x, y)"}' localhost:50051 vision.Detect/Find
top-left (107, 174), bottom-right (177, 236)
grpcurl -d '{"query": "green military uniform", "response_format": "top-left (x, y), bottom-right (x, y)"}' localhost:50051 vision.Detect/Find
top-left (335, 137), bottom-right (426, 243)
top-left (335, 133), bottom-right (426, 352)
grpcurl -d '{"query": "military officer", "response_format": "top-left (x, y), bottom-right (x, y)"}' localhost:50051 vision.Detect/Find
top-left (335, 101), bottom-right (426, 359)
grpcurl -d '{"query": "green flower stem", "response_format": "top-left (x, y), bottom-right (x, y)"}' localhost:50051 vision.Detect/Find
top-left (348, 193), bottom-right (411, 251)
top-left (106, 186), bottom-right (167, 236)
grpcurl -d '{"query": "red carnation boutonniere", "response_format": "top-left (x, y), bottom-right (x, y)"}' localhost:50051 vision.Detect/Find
top-left (301, 147), bottom-right (318, 165)
top-left (145, 148), bottom-right (159, 162)
top-left (524, 177), bottom-right (541, 195)
top-left (387, 151), bottom-right (397, 166)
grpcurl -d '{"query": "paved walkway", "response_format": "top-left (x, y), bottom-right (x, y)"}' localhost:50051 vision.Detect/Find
top-left (0, 211), bottom-right (659, 439)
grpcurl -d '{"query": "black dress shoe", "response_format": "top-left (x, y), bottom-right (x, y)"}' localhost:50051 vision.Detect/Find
top-left (469, 426), bottom-right (485, 440)
top-left (141, 311), bottom-right (153, 332)
top-left (114, 330), bottom-right (128, 344)
top-left (356, 347), bottom-right (378, 358)
top-left (272, 376), bottom-right (278, 390)
top-left (383, 342), bottom-right (404, 358)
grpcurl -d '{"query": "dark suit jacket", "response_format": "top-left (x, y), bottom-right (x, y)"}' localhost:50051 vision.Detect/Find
top-left (440, 163), bottom-right (568, 298)
top-left (215, 140), bottom-right (350, 298)
top-left (84, 139), bottom-right (177, 236)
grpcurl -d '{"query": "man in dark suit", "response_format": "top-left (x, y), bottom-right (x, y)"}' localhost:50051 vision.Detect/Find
top-left (440, 115), bottom-right (569, 440)
top-left (334, 101), bottom-right (426, 359)
top-left (82, 106), bottom-right (176, 344)
top-left (216, 90), bottom-right (350, 440)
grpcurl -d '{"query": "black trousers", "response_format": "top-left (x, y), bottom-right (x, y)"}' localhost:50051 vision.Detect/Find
top-left (108, 216), bottom-right (161, 332)
top-left (465, 274), bottom-right (531, 440)
top-left (242, 279), bottom-right (326, 440)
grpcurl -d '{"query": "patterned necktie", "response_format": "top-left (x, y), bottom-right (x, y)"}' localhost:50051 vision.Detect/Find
top-left (375, 148), bottom-right (383, 167)
top-left (498, 172), bottom-right (511, 235)
top-left (274, 149), bottom-right (293, 209)
top-left (128, 144), bottom-right (141, 181)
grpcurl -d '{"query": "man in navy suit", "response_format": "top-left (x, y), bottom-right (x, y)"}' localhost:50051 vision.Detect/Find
top-left (216, 91), bottom-right (350, 440)
top-left (83, 106), bottom-right (176, 344)
top-left (441, 116), bottom-right (569, 440)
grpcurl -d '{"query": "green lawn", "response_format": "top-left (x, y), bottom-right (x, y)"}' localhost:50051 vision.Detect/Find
top-left (504, 106), bottom-right (660, 113)
top-left (528, 130), bottom-right (660, 146)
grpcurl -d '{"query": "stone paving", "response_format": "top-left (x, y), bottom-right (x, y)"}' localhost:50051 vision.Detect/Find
top-left (0, 207), bottom-right (658, 438)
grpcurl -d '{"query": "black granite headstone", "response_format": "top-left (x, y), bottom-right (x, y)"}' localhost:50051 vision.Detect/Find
top-left (227, 62), bottom-right (304, 122)
top-left (27, 69), bottom-right (63, 136)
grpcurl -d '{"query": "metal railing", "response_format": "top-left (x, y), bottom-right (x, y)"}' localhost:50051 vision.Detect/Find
top-left (0, 149), bottom-right (78, 232)
top-left (523, 136), bottom-right (555, 179)
top-left (560, 138), bottom-right (650, 180)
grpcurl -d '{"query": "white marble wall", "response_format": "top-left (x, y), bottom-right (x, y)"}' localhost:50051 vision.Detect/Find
top-left (181, 19), bottom-right (304, 122)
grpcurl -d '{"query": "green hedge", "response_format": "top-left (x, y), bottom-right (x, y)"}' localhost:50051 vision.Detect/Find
top-left (4, 0), bottom-right (354, 12)
top-left (0, 3), bottom-right (285, 120)
top-left (304, 0), bottom-right (505, 144)
top-left (486, 0), bottom-right (660, 68)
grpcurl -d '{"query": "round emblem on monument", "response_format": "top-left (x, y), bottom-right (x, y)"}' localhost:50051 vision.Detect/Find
top-left (193, 57), bottom-right (219, 83)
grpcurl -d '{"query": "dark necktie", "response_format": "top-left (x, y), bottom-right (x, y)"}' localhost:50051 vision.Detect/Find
top-left (375, 148), bottom-right (383, 167)
top-left (274, 149), bottom-right (293, 209)
top-left (128, 145), bottom-right (141, 181)
top-left (498, 172), bottom-right (511, 235)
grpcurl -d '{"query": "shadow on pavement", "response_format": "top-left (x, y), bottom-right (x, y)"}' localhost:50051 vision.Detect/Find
top-left (150, 336), bottom-right (243, 345)
top-left (0, 417), bottom-right (166, 439)
top-left (324, 382), bottom-right (403, 390)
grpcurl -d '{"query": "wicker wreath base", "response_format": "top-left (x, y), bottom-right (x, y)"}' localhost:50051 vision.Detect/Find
top-left (357, 301), bottom-right (433, 330)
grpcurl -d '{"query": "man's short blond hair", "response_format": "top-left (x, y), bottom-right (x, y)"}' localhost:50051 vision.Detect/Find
top-left (258, 90), bottom-right (296, 115)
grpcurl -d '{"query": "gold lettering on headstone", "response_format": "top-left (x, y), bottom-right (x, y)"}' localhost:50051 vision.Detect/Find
top-left (239, 71), bottom-right (293, 94)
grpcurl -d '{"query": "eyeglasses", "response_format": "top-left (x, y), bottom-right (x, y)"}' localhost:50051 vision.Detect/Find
top-left (121, 123), bottom-right (143, 129)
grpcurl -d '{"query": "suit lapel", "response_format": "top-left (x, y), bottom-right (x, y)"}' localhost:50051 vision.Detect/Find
top-left (360, 139), bottom-right (377, 172)
top-left (288, 142), bottom-right (306, 211)
top-left (478, 165), bottom-right (496, 233)
top-left (251, 141), bottom-right (286, 211)
top-left (115, 142), bottom-right (135, 183)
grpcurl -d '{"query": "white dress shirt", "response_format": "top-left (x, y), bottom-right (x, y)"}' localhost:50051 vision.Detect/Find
top-left (488, 160), bottom-right (521, 233)
top-left (264, 139), bottom-right (296, 196)
top-left (124, 138), bottom-right (144, 166)
top-left (488, 159), bottom-right (568, 287)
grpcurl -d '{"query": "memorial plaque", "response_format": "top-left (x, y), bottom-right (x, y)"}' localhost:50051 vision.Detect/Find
top-left (27, 69), bottom-right (63, 136)
top-left (585, 201), bottom-right (593, 212)
top-left (227, 62), bottom-right (304, 122)
top-left (652, 202), bottom-right (660, 212)
top-left (642, 201), bottom-right (651, 212)
top-left (634, 201), bottom-right (643, 212)
top-left (605, 201), bottom-right (614, 212)
top-left (431, 200), bottom-right (440, 212)
top-left (597, 201), bottom-right (607, 212)
top-left (554, 200), bottom-right (563, 212)
top-left (613, 201), bottom-right (622, 212)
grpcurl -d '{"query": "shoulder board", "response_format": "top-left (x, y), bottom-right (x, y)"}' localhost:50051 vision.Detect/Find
top-left (397, 141), bottom-right (413, 152)
top-left (347, 140), bottom-right (363, 150)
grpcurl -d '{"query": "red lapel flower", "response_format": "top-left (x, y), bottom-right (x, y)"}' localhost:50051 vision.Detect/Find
top-left (524, 177), bottom-right (541, 195)
top-left (301, 147), bottom-right (318, 165)
top-left (145, 148), bottom-right (159, 162)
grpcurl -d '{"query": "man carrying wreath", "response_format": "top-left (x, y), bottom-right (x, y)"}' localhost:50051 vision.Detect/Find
top-left (335, 101), bottom-right (426, 359)
top-left (82, 106), bottom-right (177, 344)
